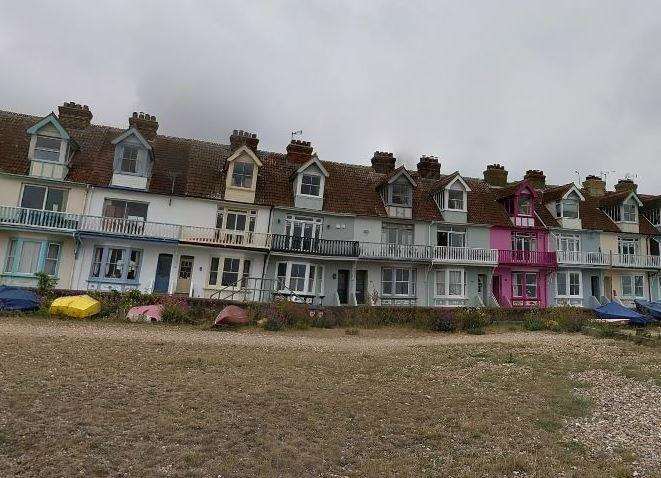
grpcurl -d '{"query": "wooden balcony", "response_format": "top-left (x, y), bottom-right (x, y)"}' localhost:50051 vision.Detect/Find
top-left (497, 250), bottom-right (557, 267)
top-left (433, 246), bottom-right (498, 265)
top-left (271, 234), bottom-right (359, 257)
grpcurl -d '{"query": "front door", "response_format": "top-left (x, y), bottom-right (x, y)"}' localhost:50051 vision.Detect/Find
top-left (590, 275), bottom-right (600, 299)
top-left (175, 255), bottom-right (194, 295)
top-left (154, 254), bottom-right (173, 293)
top-left (477, 274), bottom-right (487, 305)
top-left (604, 276), bottom-right (612, 300)
top-left (492, 275), bottom-right (501, 303)
top-left (337, 269), bottom-right (350, 305)
top-left (355, 270), bottom-right (368, 305)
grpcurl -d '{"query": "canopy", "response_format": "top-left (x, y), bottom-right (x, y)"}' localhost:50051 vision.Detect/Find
top-left (594, 301), bottom-right (650, 325)
top-left (50, 295), bottom-right (101, 318)
top-left (0, 286), bottom-right (40, 311)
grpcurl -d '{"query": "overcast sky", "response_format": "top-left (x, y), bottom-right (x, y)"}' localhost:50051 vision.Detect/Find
top-left (1, 1), bottom-right (660, 192)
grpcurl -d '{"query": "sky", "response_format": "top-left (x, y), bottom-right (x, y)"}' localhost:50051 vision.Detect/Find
top-left (1, 0), bottom-right (660, 192)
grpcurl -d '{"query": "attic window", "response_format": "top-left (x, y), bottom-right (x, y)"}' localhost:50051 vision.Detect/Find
top-left (556, 199), bottom-right (579, 219)
top-left (34, 136), bottom-right (61, 162)
top-left (120, 146), bottom-right (139, 174)
top-left (391, 182), bottom-right (411, 206)
top-left (518, 195), bottom-right (532, 216)
top-left (622, 204), bottom-right (637, 222)
top-left (447, 188), bottom-right (464, 210)
top-left (300, 174), bottom-right (321, 196)
top-left (231, 161), bottom-right (254, 188)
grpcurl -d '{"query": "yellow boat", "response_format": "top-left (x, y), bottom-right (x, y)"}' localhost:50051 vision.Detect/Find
top-left (50, 295), bottom-right (101, 318)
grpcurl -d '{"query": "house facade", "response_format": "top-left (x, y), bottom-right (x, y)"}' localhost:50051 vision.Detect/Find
top-left (1, 101), bottom-right (660, 308)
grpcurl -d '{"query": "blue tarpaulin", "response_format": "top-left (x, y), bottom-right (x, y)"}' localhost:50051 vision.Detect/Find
top-left (634, 299), bottom-right (661, 320)
top-left (0, 286), bottom-right (40, 311)
top-left (594, 301), bottom-right (650, 325)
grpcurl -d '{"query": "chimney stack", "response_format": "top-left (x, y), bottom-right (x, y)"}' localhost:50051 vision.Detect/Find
top-left (230, 129), bottom-right (259, 153)
top-left (286, 139), bottom-right (313, 164)
top-left (582, 175), bottom-right (606, 197)
top-left (371, 151), bottom-right (396, 173)
top-left (58, 102), bottom-right (92, 130)
top-left (614, 178), bottom-right (638, 194)
top-left (416, 155), bottom-right (440, 179)
top-left (524, 169), bottom-right (546, 189)
top-left (129, 112), bottom-right (159, 141)
top-left (483, 164), bottom-right (508, 187)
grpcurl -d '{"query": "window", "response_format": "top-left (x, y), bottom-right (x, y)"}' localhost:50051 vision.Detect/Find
top-left (446, 183), bottom-right (465, 210)
top-left (512, 233), bottom-right (537, 251)
top-left (644, 208), bottom-right (660, 226)
top-left (621, 275), bottom-right (644, 298)
top-left (89, 246), bottom-right (142, 282)
top-left (513, 272), bottom-right (537, 299)
top-left (622, 204), bottom-right (637, 222)
top-left (102, 199), bottom-right (148, 221)
top-left (390, 181), bottom-right (411, 206)
top-left (435, 269), bottom-right (465, 297)
top-left (208, 257), bottom-right (252, 287)
top-left (556, 234), bottom-right (580, 252)
top-left (518, 195), bottom-right (532, 216)
top-left (382, 267), bottom-right (416, 296)
top-left (300, 174), bottom-right (321, 196)
top-left (34, 136), bottom-right (62, 162)
top-left (557, 271), bottom-right (581, 297)
top-left (221, 258), bottom-right (240, 286)
top-left (231, 161), bottom-right (254, 188)
top-left (557, 199), bottom-right (579, 219)
top-left (20, 185), bottom-right (67, 212)
top-left (285, 215), bottom-right (323, 251)
top-left (618, 238), bottom-right (638, 255)
top-left (274, 262), bottom-right (324, 295)
top-left (525, 273), bottom-right (537, 298)
top-left (3, 239), bottom-right (62, 276)
top-left (437, 227), bottom-right (465, 247)
top-left (120, 146), bottom-right (139, 174)
top-left (382, 223), bottom-right (413, 245)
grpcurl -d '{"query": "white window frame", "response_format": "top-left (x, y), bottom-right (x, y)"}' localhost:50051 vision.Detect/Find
top-left (556, 198), bottom-right (580, 219)
top-left (274, 262), bottom-right (324, 295)
top-left (620, 274), bottom-right (645, 298)
top-left (381, 266), bottom-right (417, 297)
top-left (285, 215), bottom-right (322, 239)
top-left (20, 184), bottom-right (68, 212)
top-left (518, 195), bottom-right (533, 216)
top-left (230, 160), bottom-right (255, 189)
top-left (298, 173), bottom-right (322, 197)
top-left (437, 227), bottom-right (466, 248)
top-left (216, 208), bottom-right (257, 232)
top-left (622, 203), bottom-right (637, 223)
top-left (512, 232), bottom-right (537, 251)
top-left (556, 234), bottom-right (581, 252)
top-left (444, 182), bottom-right (467, 212)
top-left (618, 237), bottom-right (638, 256)
top-left (89, 245), bottom-right (143, 283)
top-left (208, 256), bottom-right (251, 288)
top-left (556, 270), bottom-right (582, 298)
top-left (389, 181), bottom-right (412, 207)
top-left (435, 269), bottom-right (466, 298)
top-left (119, 145), bottom-right (140, 174)
top-left (34, 135), bottom-right (63, 163)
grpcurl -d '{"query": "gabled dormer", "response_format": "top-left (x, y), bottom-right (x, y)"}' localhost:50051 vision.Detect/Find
top-left (378, 166), bottom-right (416, 219)
top-left (111, 127), bottom-right (153, 190)
top-left (293, 154), bottom-right (329, 211)
top-left (599, 180), bottom-right (643, 233)
top-left (544, 184), bottom-right (585, 229)
top-left (432, 172), bottom-right (471, 223)
top-left (26, 113), bottom-right (78, 180)
top-left (495, 180), bottom-right (537, 228)
top-left (224, 136), bottom-right (262, 203)
top-left (642, 196), bottom-right (661, 229)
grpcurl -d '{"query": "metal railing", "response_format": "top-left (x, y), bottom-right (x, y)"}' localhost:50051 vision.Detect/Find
top-left (556, 251), bottom-right (610, 266)
top-left (359, 242), bottom-right (432, 260)
top-left (433, 246), bottom-right (498, 264)
top-left (209, 276), bottom-right (324, 304)
top-left (612, 254), bottom-right (661, 269)
top-left (181, 226), bottom-right (271, 248)
top-left (271, 234), bottom-right (359, 256)
top-left (0, 205), bottom-right (79, 230)
top-left (497, 250), bottom-right (557, 267)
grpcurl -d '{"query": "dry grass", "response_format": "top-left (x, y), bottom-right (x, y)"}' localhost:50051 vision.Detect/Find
top-left (0, 316), bottom-right (659, 477)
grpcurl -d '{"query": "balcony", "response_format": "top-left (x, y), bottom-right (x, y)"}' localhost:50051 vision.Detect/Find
top-left (612, 254), bottom-right (661, 269)
top-left (359, 242), bottom-right (432, 261)
top-left (556, 251), bottom-right (610, 267)
top-left (497, 250), bottom-right (557, 267)
top-left (433, 246), bottom-right (498, 265)
top-left (181, 226), bottom-right (271, 249)
top-left (271, 234), bottom-right (359, 257)
top-left (0, 205), bottom-right (79, 231)
top-left (79, 216), bottom-right (181, 241)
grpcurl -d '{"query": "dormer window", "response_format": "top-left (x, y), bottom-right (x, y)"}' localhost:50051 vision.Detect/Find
top-left (300, 173), bottom-right (321, 196)
top-left (556, 198), bottom-right (579, 219)
top-left (110, 127), bottom-right (153, 189)
top-left (447, 188), bottom-right (464, 210)
top-left (34, 136), bottom-right (62, 162)
top-left (391, 181), bottom-right (411, 206)
top-left (518, 195), bottom-right (532, 216)
top-left (231, 161), bottom-right (254, 188)
top-left (623, 203), bottom-right (637, 222)
top-left (120, 145), bottom-right (139, 174)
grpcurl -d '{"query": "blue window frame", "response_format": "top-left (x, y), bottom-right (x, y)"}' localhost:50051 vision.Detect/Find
top-left (3, 238), bottom-right (61, 277)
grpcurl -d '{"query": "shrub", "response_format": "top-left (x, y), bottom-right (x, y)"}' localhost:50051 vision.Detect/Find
top-left (160, 295), bottom-right (192, 324)
top-left (523, 309), bottom-right (544, 331)
top-left (552, 307), bottom-right (588, 332)
top-left (455, 307), bottom-right (489, 334)
top-left (35, 272), bottom-right (57, 304)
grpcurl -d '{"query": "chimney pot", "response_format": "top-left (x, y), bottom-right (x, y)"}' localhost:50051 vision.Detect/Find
top-left (57, 101), bottom-right (93, 129)
top-left (614, 178), bottom-right (638, 193)
top-left (524, 169), bottom-right (546, 189)
top-left (128, 111), bottom-right (159, 141)
top-left (483, 163), bottom-right (508, 187)
top-left (230, 129), bottom-right (260, 152)
top-left (371, 151), bottom-right (396, 173)
top-left (416, 155), bottom-right (441, 179)
top-left (582, 174), bottom-right (607, 197)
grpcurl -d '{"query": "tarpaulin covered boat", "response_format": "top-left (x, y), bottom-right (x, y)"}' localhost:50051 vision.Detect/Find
top-left (127, 304), bottom-right (163, 322)
top-left (594, 301), bottom-right (651, 326)
top-left (0, 286), bottom-right (40, 311)
top-left (214, 305), bottom-right (249, 326)
top-left (50, 295), bottom-right (101, 318)
top-left (634, 299), bottom-right (661, 320)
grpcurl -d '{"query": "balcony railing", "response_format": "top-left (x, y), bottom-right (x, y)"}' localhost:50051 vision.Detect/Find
top-left (0, 205), bottom-right (80, 231)
top-left (556, 251), bottom-right (610, 266)
top-left (359, 242), bottom-right (432, 260)
top-left (497, 250), bottom-right (557, 267)
top-left (79, 215), bottom-right (181, 240)
top-left (181, 226), bottom-right (271, 248)
top-left (612, 254), bottom-right (661, 269)
top-left (271, 234), bottom-right (359, 256)
top-left (433, 246), bottom-right (498, 264)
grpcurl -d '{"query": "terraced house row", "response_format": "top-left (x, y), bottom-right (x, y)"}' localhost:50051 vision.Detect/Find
top-left (1, 102), bottom-right (660, 308)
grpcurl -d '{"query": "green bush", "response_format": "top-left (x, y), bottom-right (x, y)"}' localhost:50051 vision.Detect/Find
top-left (160, 296), bottom-right (193, 324)
top-left (35, 272), bottom-right (57, 304)
top-left (523, 309), bottom-right (544, 331)
top-left (455, 307), bottom-right (489, 334)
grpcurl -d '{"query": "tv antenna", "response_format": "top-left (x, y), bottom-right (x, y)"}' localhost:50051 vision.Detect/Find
top-left (291, 130), bottom-right (303, 140)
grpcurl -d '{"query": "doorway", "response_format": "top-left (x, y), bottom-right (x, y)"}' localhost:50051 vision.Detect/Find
top-left (175, 255), bottom-right (194, 295)
top-left (337, 269), bottom-right (350, 305)
top-left (604, 276), bottom-right (612, 300)
top-left (590, 275), bottom-right (600, 299)
top-left (492, 275), bottom-right (501, 303)
top-left (153, 254), bottom-right (173, 293)
top-left (355, 270), bottom-right (368, 305)
top-left (477, 274), bottom-right (488, 305)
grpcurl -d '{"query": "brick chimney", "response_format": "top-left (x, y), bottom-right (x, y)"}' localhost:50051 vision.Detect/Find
top-left (371, 151), bottom-right (396, 173)
top-left (58, 102), bottom-right (92, 130)
top-left (524, 169), bottom-right (546, 189)
top-left (582, 175), bottom-right (606, 197)
top-left (483, 164), bottom-right (508, 187)
top-left (129, 112), bottom-right (159, 141)
top-left (614, 178), bottom-right (638, 194)
top-left (286, 139), bottom-right (313, 164)
top-left (416, 155), bottom-right (440, 179)
top-left (230, 129), bottom-right (259, 153)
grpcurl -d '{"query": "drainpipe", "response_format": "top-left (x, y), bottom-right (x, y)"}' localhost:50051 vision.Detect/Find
top-left (259, 206), bottom-right (274, 302)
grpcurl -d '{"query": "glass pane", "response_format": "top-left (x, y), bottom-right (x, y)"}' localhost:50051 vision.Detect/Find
top-left (5, 240), bottom-right (17, 272)
top-left (127, 250), bottom-right (141, 280)
top-left (91, 247), bottom-right (103, 277)
top-left (35, 136), bottom-right (61, 162)
top-left (569, 273), bottom-right (580, 296)
top-left (126, 202), bottom-right (148, 220)
top-left (436, 271), bottom-right (446, 296)
top-left (18, 241), bottom-right (41, 274)
top-left (45, 189), bottom-right (66, 212)
top-left (557, 273), bottom-right (567, 296)
top-left (209, 257), bottom-right (219, 285)
top-left (20, 185), bottom-right (46, 209)
top-left (105, 249), bottom-right (125, 279)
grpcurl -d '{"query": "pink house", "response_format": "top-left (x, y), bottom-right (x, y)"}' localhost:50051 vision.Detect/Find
top-left (489, 180), bottom-right (557, 307)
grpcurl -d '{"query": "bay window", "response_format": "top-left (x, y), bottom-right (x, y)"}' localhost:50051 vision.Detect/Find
top-left (3, 239), bottom-right (61, 277)
top-left (89, 246), bottom-right (142, 282)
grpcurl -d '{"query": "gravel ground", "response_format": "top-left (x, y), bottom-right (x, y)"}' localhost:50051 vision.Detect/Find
top-left (566, 369), bottom-right (661, 477)
top-left (0, 319), bottom-right (590, 352)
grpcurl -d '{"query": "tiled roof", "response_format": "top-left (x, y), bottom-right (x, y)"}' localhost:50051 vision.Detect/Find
top-left (541, 183), bottom-right (573, 203)
top-left (580, 193), bottom-right (620, 232)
